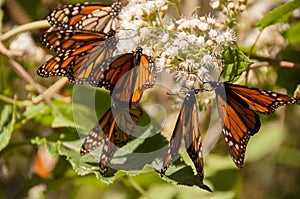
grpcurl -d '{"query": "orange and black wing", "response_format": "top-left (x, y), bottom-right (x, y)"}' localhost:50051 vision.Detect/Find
top-left (80, 107), bottom-right (142, 176)
top-left (41, 28), bottom-right (108, 53)
top-left (80, 108), bottom-right (114, 156)
top-left (37, 30), bottom-right (117, 86)
top-left (94, 47), bottom-right (156, 107)
top-left (109, 47), bottom-right (156, 107)
top-left (225, 82), bottom-right (300, 114)
top-left (211, 81), bottom-right (299, 168)
top-left (210, 82), bottom-right (260, 168)
top-left (99, 107), bottom-right (142, 175)
top-left (161, 90), bottom-right (204, 181)
top-left (94, 52), bottom-right (135, 91)
top-left (47, 1), bottom-right (121, 34)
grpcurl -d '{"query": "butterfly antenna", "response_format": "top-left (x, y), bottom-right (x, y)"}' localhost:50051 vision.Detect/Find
top-left (218, 69), bottom-right (224, 82)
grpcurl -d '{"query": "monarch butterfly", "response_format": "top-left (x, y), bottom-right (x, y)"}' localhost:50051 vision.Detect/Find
top-left (161, 89), bottom-right (204, 182)
top-left (37, 29), bottom-right (117, 86)
top-left (47, 1), bottom-right (122, 34)
top-left (80, 106), bottom-right (142, 175)
top-left (99, 46), bottom-right (156, 107)
top-left (209, 81), bottom-right (300, 168)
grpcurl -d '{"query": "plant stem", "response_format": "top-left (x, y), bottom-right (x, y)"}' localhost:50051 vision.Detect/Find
top-left (0, 94), bottom-right (32, 107)
top-left (127, 176), bottom-right (149, 197)
top-left (1, 20), bottom-right (50, 41)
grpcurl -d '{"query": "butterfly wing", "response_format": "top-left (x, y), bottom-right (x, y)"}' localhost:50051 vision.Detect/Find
top-left (80, 107), bottom-right (142, 176)
top-left (37, 30), bottom-right (117, 86)
top-left (47, 2), bottom-right (121, 33)
top-left (110, 47), bottom-right (156, 107)
top-left (41, 29), bottom-right (108, 53)
top-left (184, 92), bottom-right (204, 181)
top-left (160, 103), bottom-right (184, 176)
top-left (94, 53), bottom-right (135, 91)
top-left (99, 107), bottom-right (142, 175)
top-left (212, 82), bottom-right (261, 168)
top-left (99, 117), bottom-right (118, 175)
top-left (225, 82), bottom-right (300, 114)
top-left (80, 108), bottom-right (114, 155)
top-left (212, 81), bottom-right (299, 168)
top-left (161, 90), bottom-right (204, 181)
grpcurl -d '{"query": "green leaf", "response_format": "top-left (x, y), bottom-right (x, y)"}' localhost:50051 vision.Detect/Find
top-left (257, 0), bottom-right (300, 29)
top-left (222, 45), bottom-right (253, 82)
top-left (22, 104), bottom-right (55, 126)
top-left (31, 122), bottom-right (212, 190)
top-left (161, 159), bottom-right (212, 191)
top-left (51, 85), bottom-right (112, 129)
top-left (0, 103), bottom-right (17, 152)
top-left (51, 100), bottom-right (75, 128)
top-left (23, 104), bottom-right (49, 120)
top-left (52, 112), bottom-right (76, 128)
top-left (286, 21), bottom-right (300, 45)
top-left (31, 100), bottom-right (213, 190)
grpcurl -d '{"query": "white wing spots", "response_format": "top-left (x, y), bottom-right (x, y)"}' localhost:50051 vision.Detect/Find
top-left (63, 6), bottom-right (71, 14)
top-left (228, 140), bottom-right (234, 147)
top-left (103, 144), bottom-right (109, 152)
top-left (101, 153), bottom-right (107, 161)
top-left (80, 125), bottom-right (105, 155)
top-left (223, 129), bottom-right (232, 138)
top-left (235, 144), bottom-right (239, 150)
top-left (54, 57), bottom-right (60, 62)
top-left (111, 2), bottom-right (122, 17)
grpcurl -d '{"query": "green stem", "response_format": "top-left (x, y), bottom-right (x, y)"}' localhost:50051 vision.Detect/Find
top-left (167, 0), bottom-right (182, 17)
top-left (1, 20), bottom-right (50, 41)
top-left (174, 0), bottom-right (182, 17)
top-left (246, 30), bottom-right (263, 84)
top-left (126, 176), bottom-right (148, 197)
top-left (32, 77), bottom-right (69, 104)
top-left (0, 94), bottom-right (32, 107)
top-left (156, 11), bottom-right (164, 28)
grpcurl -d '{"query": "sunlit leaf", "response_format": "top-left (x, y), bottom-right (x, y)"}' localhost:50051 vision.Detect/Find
top-left (52, 112), bottom-right (76, 128)
top-left (23, 104), bottom-right (48, 120)
top-left (51, 100), bottom-right (76, 128)
top-left (222, 45), bottom-right (252, 82)
top-left (257, 0), bottom-right (300, 29)
top-left (286, 21), bottom-right (300, 45)
top-left (295, 84), bottom-right (300, 99)
top-left (31, 121), bottom-right (212, 191)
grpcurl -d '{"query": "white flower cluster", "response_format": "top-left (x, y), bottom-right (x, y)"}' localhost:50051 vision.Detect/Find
top-left (125, 0), bottom-right (168, 16)
top-left (156, 15), bottom-right (236, 86)
top-left (117, 0), bottom-right (237, 90)
top-left (116, 0), bottom-right (168, 54)
top-left (210, 0), bottom-right (247, 21)
top-left (175, 59), bottom-right (210, 89)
